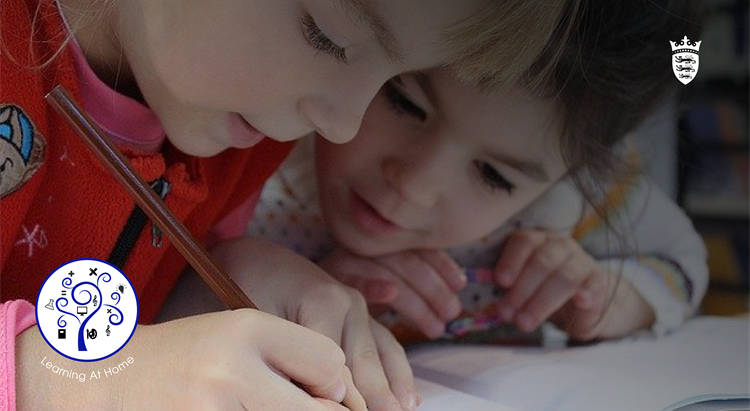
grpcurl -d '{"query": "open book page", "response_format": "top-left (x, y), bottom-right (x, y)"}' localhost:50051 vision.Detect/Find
top-left (415, 378), bottom-right (521, 411)
top-left (410, 317), bottom-right (749, 411)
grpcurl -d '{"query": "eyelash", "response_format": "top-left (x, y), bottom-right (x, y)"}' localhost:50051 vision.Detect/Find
top-left (382, 79), bottom-right (427, 122)
top-left (302, 14), bottom-right (348, 64)
top-left (473, 160), bottom-right (515, 194)
top-left (382, 79), bottom-right (513, 194)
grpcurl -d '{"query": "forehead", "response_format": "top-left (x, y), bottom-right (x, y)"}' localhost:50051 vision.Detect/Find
top-left (429, 69), bottom-right (566, 169)
top-left (339, 0), bottom-right (493, 68)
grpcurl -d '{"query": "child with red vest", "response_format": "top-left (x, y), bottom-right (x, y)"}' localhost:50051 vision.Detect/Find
top-left (0, 0), bottom-right (572, 410)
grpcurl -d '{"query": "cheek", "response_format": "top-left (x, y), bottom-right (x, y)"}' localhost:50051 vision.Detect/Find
top-left (435, 199), bottom-right (519, 247)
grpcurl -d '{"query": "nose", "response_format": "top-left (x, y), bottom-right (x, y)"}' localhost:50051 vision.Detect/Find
top-left (382, 141), bottom-right (448, 208)
top-left (298, 77), bottom-right (382, 144)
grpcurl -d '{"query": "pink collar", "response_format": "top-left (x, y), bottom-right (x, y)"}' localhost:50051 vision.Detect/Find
top-left (68, 39), bottom-right (165, 153)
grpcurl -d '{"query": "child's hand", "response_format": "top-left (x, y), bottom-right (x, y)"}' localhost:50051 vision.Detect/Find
top-left (493, 229), bottom-right (654, 340)
top-left (16, 309), bottom-right (363, 411)
top-left (319, 247), bottom-right (467, 340)
top-left (213, 237), bottom-right (420, 411)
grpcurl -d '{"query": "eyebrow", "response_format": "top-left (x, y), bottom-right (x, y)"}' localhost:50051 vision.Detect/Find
top-left (489, 151), bottom-right (550, 182)
top-left (335, 0), bottom-right (403, 63)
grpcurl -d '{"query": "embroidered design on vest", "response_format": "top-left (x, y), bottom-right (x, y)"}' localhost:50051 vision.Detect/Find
top-left (0, 104), bottom-right (46, 198)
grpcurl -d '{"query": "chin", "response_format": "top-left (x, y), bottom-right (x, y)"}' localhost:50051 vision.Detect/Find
top-left (167, 135), bottom-right (226, 157)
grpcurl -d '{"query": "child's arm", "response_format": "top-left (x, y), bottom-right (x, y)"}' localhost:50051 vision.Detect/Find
top-left (10, 301), bottom-right (364, 411)
top-left (563, 174), bottom-right (708, 336)
top-left (493, 173), bottom-right (708, 339)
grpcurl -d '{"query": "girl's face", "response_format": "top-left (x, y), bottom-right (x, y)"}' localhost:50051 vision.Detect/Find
top-left (316, 69), bottom-right (568, 256)
top-left (106, 0), bottom-right (490, 156)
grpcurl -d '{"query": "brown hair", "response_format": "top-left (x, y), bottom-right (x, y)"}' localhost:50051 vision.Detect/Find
top-left (442, 0), bottom-right (575, 91)
top-left (524, 0), bottom-right (703, 221)
top-left (518, 1), bottom-right (703, 335)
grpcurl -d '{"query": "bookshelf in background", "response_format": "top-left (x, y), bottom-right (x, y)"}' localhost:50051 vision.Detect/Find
top-left (677, 0), bottom-right (749, 315)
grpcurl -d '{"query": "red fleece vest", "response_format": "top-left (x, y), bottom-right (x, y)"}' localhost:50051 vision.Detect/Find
top-left (0, 0), bottom-right (292, 322)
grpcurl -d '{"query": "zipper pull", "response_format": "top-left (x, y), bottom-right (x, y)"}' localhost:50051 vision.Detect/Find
top-left (151, 178), bottom-right (171, 248)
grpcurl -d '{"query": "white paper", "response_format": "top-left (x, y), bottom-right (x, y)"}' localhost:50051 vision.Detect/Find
top-left (411, 317), bottom-right (749, 411)
top-left (415, 378), bottom-right (520, 411)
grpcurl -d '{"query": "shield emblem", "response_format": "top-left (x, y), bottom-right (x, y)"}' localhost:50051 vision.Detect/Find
top-left (670, 36), bottom-right (701, 85)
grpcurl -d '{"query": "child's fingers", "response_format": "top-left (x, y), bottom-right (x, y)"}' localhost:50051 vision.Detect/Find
top-left (315, 397), bottom-right (362, 411)
top-left (335, 271), bottom-right (399, 304)
top-left (415, 249), bottom-right (466, 291)
top-left (389, 285), bottom-right (447, 339)
top-left (339, 365), bottom-right (369, 411)
top-left (514, 255), bottom-right (591, 332)
top-left (363, 279), bottom-right (400, 303)
top-left (574, 269), bottom-right (610, 313)
top-left (255, 313), bottom-right (365, 409)
top-left (342, 306), bottom-right (406, 411)
top-left (295, 286), bottom-right (353, 347)
top-left (497, 237), bottom-right (571, 323)
top-left (321, 253), bottom-right (401, 304)
top-left (553, 273), bottom-right (611, 340)
top-left (494, 230), bottom-right (546, 287)
top-left (380, 252), bottom-right (461, 322)
top-left (239, 375), bottom-right (350, 411)
top-left (371, 319), bottom-right (419, 411)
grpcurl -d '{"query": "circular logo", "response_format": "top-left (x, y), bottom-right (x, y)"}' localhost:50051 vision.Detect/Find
top-left (36, 259), bottom-right (138, 362)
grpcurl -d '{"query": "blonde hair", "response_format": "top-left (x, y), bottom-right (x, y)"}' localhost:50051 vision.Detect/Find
top-left (1, 0), bottom-right (116, 70)
top-left (443, 0), bottom-right (577, 91)
top-left (11, 0), bottom-right (572, 89)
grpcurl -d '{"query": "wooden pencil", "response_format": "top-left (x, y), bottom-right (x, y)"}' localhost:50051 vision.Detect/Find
top-left (46, 85), bottom-right (256, 310)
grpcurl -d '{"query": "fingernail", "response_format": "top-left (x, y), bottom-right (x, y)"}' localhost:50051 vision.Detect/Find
top-left (457, 271), bottom-right (468, 288)
top-left (429, 322), bottom-right (446, 339)
top-left (444, 299), bottom-right (462, 320)
top-left (577, 290), bottom-right (593, 307)
top-left (497, 270), bottom-right (513, 287)
top-left (332, 381), bottom-right (347, 403)
top-left (516, 312), bottom-right (534, 332)
top-left (404, 393), bottom-right (418, 411)
top-left (499, 306), bottom-right (514, 322)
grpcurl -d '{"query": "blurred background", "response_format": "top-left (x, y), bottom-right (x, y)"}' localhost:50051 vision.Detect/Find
top-left (633, 0), bottom-right (748, 315)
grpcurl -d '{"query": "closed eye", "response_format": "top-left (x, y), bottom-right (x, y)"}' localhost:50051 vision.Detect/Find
top-left (474, 160), bottom-right (514, 194)
top-left (302, 14), bottom-right (348, 64)
top-left (382, 78), bottom-right (427, 122)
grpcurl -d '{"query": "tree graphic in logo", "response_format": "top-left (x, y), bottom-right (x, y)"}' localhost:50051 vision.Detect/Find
top-left (55, 271), bottom-right (126, 352)
top-left (37, 259), bottom-right (138, 362)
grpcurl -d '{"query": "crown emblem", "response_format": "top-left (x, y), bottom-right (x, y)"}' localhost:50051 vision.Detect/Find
top-left (670, 36), bottom-right (701, 54)
top-left (670, 35), bottom-right (701, 85)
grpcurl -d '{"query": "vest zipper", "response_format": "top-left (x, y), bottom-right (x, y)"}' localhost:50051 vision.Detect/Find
top-left (150, 179), bottom-right (171, 247)
top-left (107, 178), bottom-right (170, 269)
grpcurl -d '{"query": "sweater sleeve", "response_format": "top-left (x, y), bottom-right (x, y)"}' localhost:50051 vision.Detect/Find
top-left (574, 174), bottom-right (709, 336)
top-left (1, 300), bottom-right (37, 411)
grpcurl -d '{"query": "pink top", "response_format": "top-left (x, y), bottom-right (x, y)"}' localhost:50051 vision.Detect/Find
top-left (68, 39), bottom-right (257, 243)
top-left (0, 300), bottom-right (37, 411)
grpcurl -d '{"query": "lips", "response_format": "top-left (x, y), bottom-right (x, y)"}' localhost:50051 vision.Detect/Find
top-left (228, 113), bottom-right (266, 148)
top-left (349, 191), bottom-right (402, 235)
